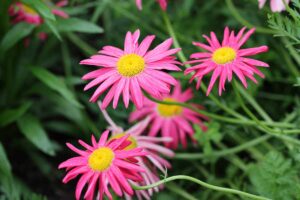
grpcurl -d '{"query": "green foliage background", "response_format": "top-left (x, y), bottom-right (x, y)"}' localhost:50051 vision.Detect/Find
top-left (0, 0), bottom-right (300, 199)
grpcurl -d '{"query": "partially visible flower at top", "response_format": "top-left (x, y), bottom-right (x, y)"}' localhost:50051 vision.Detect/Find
top-left (99, 102), bottom-right (174, 199)
top-left (80, 29), bottom-right (181, 109)
top-left (185, 27), bottom-right (269, 96)
top-left (258, 0), bottom-right (290, 12)
top-left (136, 0), bottom-right (168, 10)
top-left (59, 130), bottom-right (147, 200)
top-left (130, 82), bottom-right (209, 149)
top-left (9, 0), bottom-right (68, 25)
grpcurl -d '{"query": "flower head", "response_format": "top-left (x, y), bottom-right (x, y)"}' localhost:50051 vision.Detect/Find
top-left (129, 82), bottom-right (209, 149)
top-left (136, 0), bottom-right (168, 10)
top-left (59, 130), bottom-right (147, 200)
top-left (80, 29), bottom-right (181, 109)
top-left (99, 103), bottom-right (174, 199)
top-left (185, 27), bottom-right (269, 96)
top-left (9, 1), bottom-right (68, 25)
top-left (258, 0), bottom-right (290, 12)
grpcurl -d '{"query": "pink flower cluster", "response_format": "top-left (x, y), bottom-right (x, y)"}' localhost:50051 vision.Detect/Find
top-left (5, 0), bottom-right (273, 199)
top-left (9, 1), bottom-right (68, 25)
top-left (60, 26), bottom-right (269, 199)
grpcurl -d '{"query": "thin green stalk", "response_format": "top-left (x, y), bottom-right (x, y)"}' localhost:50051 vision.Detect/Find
top-left (132, 175), bottom-right (270, 200)
top-left (282, 38), bottom-right (300, 68)
top-left (277, 42), bottom-right (300, 78)
top-left (225, 0), bottom-right (276, 34)
top-left (236, 84), bottom-right (273, 123)
top-left (233, 81), bottom-right (300, 136)
top-left (174, 135), bottom-right (271, 160)
top-left (67, 33), bottom-right (97, 56)
top-left (61, 43), bottom-right (73, 89)
top-left (166, 183), bottom-right (198, 200)
top-left (230, 133), bottom-right (265, 160)
top-left (144, 93), bottom-right (296, 129)
top-left (111, 5), bottom-right (167, 40)
top-left (91, 0), bottom-right (109, 23)
top-left (215, 142), bottom-right (248, 171)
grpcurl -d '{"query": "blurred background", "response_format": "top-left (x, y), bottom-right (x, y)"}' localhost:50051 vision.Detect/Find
top-left (0, 0), bottom-right (300, 199)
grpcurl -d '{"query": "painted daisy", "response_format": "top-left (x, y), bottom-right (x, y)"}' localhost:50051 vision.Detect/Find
top-left (99, 102), bottom-right (174, 199)
top-left (80, 29), bottom-right (181, 109)
top-left (59, 130), bottom-right (147, 200)
top-left (9, 1), bottom-right (68, 25)
top-left (258, 0), bottom-right (290, 12)
top-left (184, 27), bottom-right (269, 96)
top-left (136, 0), bottom-right (168, 10)
top-left (129, 82), bottom-right (209, 149)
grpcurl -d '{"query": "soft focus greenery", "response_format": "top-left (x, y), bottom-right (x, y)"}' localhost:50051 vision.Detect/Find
top-left (0, 0), bottom-right (300, 199)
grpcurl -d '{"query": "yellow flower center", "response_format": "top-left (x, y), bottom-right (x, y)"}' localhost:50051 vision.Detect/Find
top-left (21, 4), bottom-right (38, 15)
top-left (110, 133), bottom-right (137, 150)
top-left (117, 54), bottom-right (145, 77)
top-left (157, 98), bottom-right (183, 117)
top-left (88, 147), bottom-right (114, 172)
top-left (212, 47), bottom-right (237, 64)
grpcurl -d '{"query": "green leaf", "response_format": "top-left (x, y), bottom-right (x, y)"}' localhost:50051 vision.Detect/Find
top-left (0, 142), bottom-right (11, 177)
top-left (0, 23), bottom-right (35, 52)
top-left (194, 122), bottom-right (222, 155)
top-left (17, 114), bottom-right (55, 156)
top-left (294, 77), bottom-right (300, 87)
top-left (45, 19), bottom-right (62, 41)
top-left (21, 0), bottom-right (55, 21)
top-left (0, 102), bottom-right (32, 127)
top-left (30, 66), bottom-right (82, 108)
top-left (55, 18), bottom-right (104, 33)
top-left (249, 151), bottom-right (300, 200)
top-left (20, 0), bottom-right (61, 40)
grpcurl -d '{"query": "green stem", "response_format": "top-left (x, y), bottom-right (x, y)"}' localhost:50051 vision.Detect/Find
top-left (236, 84), bottom-right (273, 122)
top-left (282, 38), bottom-right (300, 70)
top-left (233, 81), bottom-right (300, 136)
top-left (225, 0), bottom-right (276, 34)
top-left (132, 175), bottom-right (270, 200)
top-left (277, 42), bottom-right (300, 78)
top-left (166, 183), bottom-right (198, 200)
top-left (67, 33), bottom-right (97, 56)
top-left (144, 93), bottom-right (296, 129)
top-left (230, 133), bottom-right (265, 160)
top-left (215, 142), bottom-right (248, 171)
top-left (174, 135), bottom-right (271, 160)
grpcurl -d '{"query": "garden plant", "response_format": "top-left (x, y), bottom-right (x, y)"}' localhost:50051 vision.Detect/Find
top-left (0, 0), bottom-right (300, 199)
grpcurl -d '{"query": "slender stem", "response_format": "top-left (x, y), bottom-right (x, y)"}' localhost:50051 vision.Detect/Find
top-left (229, 133), bottom-right (265, 160)
top-left (132, 175), bottom-right (270, 200)
top-left (282, 38), bottom-right (300, 69)
top-left (233, 81), bottom-right (300, 136)
top-left (97, 101), bottom-right (120, 132)
top-left (144, 93), bottom-right (296, 129)
top-left (236, 84), bottom-right (273, 122)
top-left (215, 142), bottom-right (248, 170)
top-left (225, 0), bottom-right (276, 34)
top-left (277, 42), bottom-right (300, 78)
top-left (166, 183), bottom-right (198, 200)
top-left (67, 33), bottom-right (97, 56)
top-left (174, 135), bottom-right (271, 160)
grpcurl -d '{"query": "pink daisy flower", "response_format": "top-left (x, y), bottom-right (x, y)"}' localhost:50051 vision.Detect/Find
top-left (129, 82), bottom-right (209, 149)
top-left (99, 102), bottom-right (174, 199)
top-left (80, 29), bottom-right (181, 109)
top-left (9, 0), bottom-right (68, 25)
top-left (136, 0), bottom-right (168, 10)
top-left (258, 0), bottom-right (290, 12)
top-left (184, 27), bottom-right (269, 96)
top-left (59, 130), bottom-right (148, 200)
